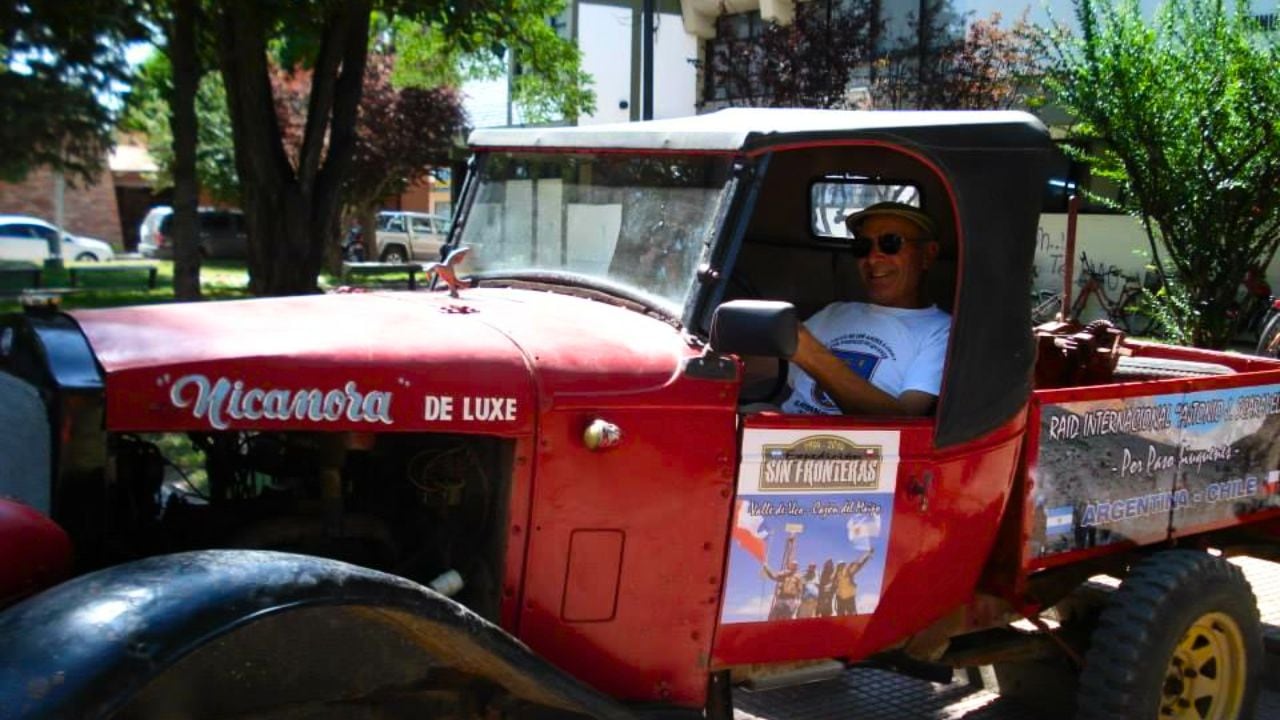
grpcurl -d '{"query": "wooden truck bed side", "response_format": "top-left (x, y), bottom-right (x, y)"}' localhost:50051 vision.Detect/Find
top-left (1019, 332), bottom-right (1280, 585)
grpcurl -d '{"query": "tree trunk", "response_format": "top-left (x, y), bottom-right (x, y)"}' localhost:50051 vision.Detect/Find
top-left (215, 0), bottom-right (370, 297)
top-left (359, 204), bottom-right (378, 261)
top-left (169, 0), bottom-right (202, 301)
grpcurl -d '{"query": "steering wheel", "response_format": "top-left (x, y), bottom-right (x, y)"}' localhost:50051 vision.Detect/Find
top-left (742, 357), bottom-right (790, 406)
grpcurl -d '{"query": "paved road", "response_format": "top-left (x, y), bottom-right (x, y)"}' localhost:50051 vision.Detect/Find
top-left (734, 557), bottom-right (1280, 720)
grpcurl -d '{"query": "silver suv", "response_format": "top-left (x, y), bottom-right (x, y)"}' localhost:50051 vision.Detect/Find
top-left (374, 211), bottom-right (450, 263)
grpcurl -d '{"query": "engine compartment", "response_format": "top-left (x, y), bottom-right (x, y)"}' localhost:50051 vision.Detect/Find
top-left (58, 425), bottom-right (513, 622)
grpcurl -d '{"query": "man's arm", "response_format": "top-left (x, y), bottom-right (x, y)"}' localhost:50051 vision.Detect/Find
top-left (849, 548), bottom-right (874, 573)
top-left (791, 326), bottom-right (937, 416)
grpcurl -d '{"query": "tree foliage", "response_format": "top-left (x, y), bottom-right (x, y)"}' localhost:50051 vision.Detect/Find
top-left (122, 52), bottom-right (240, 203)
top-left (701, 0), bottom-right (1038, 112)
top-left (125, 47), bottom-right (466, 239)
top-left (1043, 0), bottom-right (1280, 347)
top-left (389, 7), bottom-right (594, 124)
top-left (344, 58), bottom-right (464, 220)
top-left (272, 53), bottom-right (464, 253)
top-left (208, 0), bottom-right (595, 296)
top-left (872, 11), bottom-right (1040, 110)
top-left (0, 0), bottom-right (147, 183)
top-left (703, 0), bottom-right (880, 108)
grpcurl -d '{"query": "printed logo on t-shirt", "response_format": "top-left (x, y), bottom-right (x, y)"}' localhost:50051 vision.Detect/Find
top-left (812, 349), bottom-right (880, 409)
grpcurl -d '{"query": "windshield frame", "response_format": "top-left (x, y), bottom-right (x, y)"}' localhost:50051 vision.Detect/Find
top-left (449, 148), bottom-right (742, 324)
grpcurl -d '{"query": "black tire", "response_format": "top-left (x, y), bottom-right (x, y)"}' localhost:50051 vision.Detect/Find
top-left (1257, 310), bottom-right (1280, 357)
top-left (1113, 356), bottom-right (1234, 380)
top-left (75, 252), bottom-right (98, 262)
top-left (1076, 550), bottom-right (1262, 720)
top-left (380, 245), bottom-right (407, 264)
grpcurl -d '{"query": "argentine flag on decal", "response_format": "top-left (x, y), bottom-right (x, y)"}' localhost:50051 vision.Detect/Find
top-left (847, 511), bottom-right (881, 552)
top-left (1046, 505), bottom-right (1074, 536)
top-left (733, 499), bottom-right (770, 563)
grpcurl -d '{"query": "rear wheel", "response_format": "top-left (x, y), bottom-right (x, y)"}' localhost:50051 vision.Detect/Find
top-left (1076, 550), bottom-right (1261, 720)
top-left (381, 245), bottom-right (408, 264)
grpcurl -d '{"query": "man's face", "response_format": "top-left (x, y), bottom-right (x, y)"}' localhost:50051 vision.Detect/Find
top-left (853, 214), bottom-right (938, 309)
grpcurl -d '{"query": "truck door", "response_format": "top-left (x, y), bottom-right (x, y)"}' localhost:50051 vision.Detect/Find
top-left (407, 215), bottom-right (436, 260)
top-left (711, 410), bottom-right (1023, 667)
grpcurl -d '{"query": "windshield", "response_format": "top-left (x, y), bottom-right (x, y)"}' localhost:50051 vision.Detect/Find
top-left (458, 151), bottom-right (736, 309)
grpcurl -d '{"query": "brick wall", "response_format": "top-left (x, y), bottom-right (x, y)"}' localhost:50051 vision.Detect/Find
top-left (0, 166), bottom-right (124, 249)
top-left (392, 175), bottom-right (452, 217)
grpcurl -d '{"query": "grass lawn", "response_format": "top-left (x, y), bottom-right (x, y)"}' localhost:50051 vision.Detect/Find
top-left (0, 258), bottom-right (413, 314)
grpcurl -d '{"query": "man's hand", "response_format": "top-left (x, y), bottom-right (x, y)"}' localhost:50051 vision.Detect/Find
top-left (790, 327), bottom-right (935, 416)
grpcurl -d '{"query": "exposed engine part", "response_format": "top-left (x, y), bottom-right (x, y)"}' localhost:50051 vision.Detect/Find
top-left (316, 433), bottom-right (348, 530)
top-left (407, 444), bottom-right (489, 511)
top-left (429, 569), bottom-right (465, 597)
top-left (82, 430), bottom-right (511, 622)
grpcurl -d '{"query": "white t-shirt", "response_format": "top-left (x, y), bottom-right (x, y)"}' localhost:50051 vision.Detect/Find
top-left (781, 302), bottom-right (951, 415)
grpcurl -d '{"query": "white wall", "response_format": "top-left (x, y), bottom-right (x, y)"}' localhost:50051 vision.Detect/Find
top-left (652, 11), bottom-right (699, 119)
top-left (579, 3), bottom-right (636, 125)
top-left (1033, 213), bottom-right (1280, 319)
top-left (579, 4), bottom-right (699, 125)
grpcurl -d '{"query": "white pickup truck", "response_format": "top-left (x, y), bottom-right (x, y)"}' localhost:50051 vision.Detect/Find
top-left (373, 211), bottom-right (450, 263)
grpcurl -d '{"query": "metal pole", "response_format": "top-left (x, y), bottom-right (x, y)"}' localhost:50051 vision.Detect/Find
top-left (642, 0), bottom-right (655, 120)
top-left (47, 170), bottom-right (65, 270)
top-left (507, 50), bottom-right (515, 126)
top-left (1063, 194), bottom-right (1080, 322)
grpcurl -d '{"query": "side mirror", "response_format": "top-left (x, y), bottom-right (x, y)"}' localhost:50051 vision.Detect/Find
top-left (710, 300), bottom-right (798, 357)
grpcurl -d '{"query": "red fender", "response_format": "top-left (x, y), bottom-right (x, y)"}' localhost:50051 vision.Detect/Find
top-left (0, 499), bottom-right (72, 607)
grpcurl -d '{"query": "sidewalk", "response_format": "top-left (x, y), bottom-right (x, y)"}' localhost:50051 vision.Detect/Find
top-left (734, 557), bottom-right (1280, 719)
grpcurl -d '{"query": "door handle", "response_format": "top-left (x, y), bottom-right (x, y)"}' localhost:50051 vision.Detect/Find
top-left (907, 470), bottom-right (934, 512)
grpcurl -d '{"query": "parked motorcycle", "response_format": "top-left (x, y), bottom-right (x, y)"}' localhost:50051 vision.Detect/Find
top-left (340, 225), bottom-right (366, 262)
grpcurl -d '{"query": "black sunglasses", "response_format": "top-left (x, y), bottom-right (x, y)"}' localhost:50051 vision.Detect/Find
top-left (850, 233), bottom-right (920, 258)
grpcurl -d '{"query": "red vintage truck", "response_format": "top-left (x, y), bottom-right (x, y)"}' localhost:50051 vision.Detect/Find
top-left (2, 110), bottom-right (1279, 720)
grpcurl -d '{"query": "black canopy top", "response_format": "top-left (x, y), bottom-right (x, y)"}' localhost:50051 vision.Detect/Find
top-left (470, 109), bottom-right (1055, 447)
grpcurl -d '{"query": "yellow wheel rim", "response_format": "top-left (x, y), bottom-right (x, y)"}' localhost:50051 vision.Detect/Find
top-left (1158, 611), bottom-right (1247, 720)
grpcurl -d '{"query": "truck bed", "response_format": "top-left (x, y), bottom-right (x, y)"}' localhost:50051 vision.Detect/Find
top-left (1022, 322), bottom-right (1280, 575)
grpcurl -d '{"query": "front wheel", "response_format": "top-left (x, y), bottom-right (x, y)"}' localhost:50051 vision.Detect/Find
top-left (380, 246), bottom-right (407, 264)
top-left (1076, 550), bottom-right (1261, 720)
top-left (75, 252), bottom-right (98, 262)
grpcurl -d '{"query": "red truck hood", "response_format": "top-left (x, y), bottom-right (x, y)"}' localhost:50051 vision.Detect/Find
top-left (72, 289), bottom-right (693, 434)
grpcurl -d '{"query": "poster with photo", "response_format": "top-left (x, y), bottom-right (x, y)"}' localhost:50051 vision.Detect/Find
top-left (721, 428), bottom-right (899, 624)
top-left (1028, 383), bottom-right (1280, 561)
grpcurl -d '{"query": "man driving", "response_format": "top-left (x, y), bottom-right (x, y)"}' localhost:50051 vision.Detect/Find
top-left (781, 202), bottom-right (951, 417)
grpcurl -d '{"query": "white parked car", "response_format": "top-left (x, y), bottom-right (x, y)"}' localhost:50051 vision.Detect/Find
top-left (136, 206), bottom-right (172, 258)
top-left (0, 215), bottom-right (116, 262)
top-left (137, 206), bottom-right (248, 260)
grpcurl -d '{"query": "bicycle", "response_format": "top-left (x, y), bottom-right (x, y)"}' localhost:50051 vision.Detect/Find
top-left (1067, 253), bottom-right (1155, 335)
top-left (1030, 288), bottom-right (1064, 324)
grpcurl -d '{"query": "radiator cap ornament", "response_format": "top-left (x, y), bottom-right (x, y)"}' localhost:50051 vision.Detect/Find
top-left (427, 246), bottom-right (470, 298)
